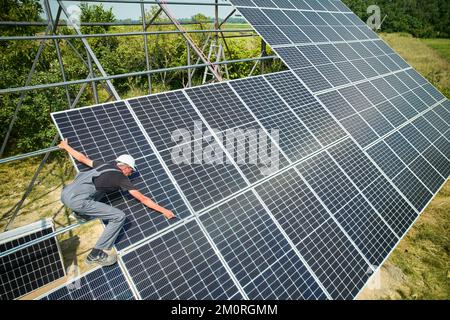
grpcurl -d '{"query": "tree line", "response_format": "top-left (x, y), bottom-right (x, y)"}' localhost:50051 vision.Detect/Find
top-left (343, 0), bottom-right (449, 38)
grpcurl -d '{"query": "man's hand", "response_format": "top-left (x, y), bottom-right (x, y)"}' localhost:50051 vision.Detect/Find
top-left (58, 138), bottom-right (69, 150)
top-left (58, 138), bottom-right (94, 167)
top-left (129, 190), bottom-right (176, 220)
top-left (162, 209), bottom-right (175, 220)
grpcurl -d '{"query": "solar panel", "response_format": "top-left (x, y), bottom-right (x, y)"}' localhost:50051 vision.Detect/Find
top-left (200, 190), bottom-right (327, 299)
top-left (40, 264), bottom-right (135, 300)
top-left (0, 220), bottom-right (65, 300)
top-left (52, 103), bottom-right (192, 251)
top-left (43, 0), bottom-right (449, 301)
top-left (296, 151), bottom-right (359, 214)
top-left (121, 219), bottom-right (242, 299)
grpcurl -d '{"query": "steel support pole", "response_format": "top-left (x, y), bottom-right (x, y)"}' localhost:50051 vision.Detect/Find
top-left (0, 55), bottom-right (278, 95)
top-left (44, 1), bottom-right (72, 107)
top-left (187, 41), bottom-right (192, 88)
top-left (141, 0), bottom-right (153, 94)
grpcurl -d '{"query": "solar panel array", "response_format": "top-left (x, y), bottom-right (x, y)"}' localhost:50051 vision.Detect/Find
top-left (39, 264), bottom-right (135, 300)
top-left (41, 0), bottom-right (449, 300)
top-left (0, 221), bottom-right (65, 300)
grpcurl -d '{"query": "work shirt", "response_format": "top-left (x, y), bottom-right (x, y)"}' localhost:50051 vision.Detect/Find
top-left (92, 161), bottom-right (136, 193)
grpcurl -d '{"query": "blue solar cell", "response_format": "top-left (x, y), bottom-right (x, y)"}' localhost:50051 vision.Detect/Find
top-left (258, 110), bottom-right (321, 162)
top-left (279, 26), bottom-right (312, 44)
top-left (41, 265), bottom-right (135, 300)
top-left (264, 71), bottom-right (317, 107)
top-left (230, 0), bottom-right (255, 6)
top-left (230, 76), bottom-right (291, 119)
top-left (374, 101), bottom-right (407, 128)
top-left (384, 74), bottom-right (410, 94)
top-left (294, 67), bottom-right (332, 92)
top-left (393, 169), bottom-right (433, 212)
top-left (317, 44), bottom-right (347, 62)
top-left (334, 43), bottom-right (362, 60)
top-left (317, 90), bottom-right (356, 120)
top-left (276, 46), bottom-right (312, 68)
top-left (335, 195), bottom-right (398, 266)
top-left (316, 26), bottom-right (345, 41)
top-left (300, 26), bottom-right (329, 42)
top-left (159, 148), bottom-right (247, 212)
top-left (367, 141), bottom-right (405, 179)
top-left (129, 91), bottom-right (207, 153)
top-left (186, 83), bottom-right (256, 131)
top-left (399, 123), bottom-right (432, 153)
top-left (256, 168), bottom-right (329, 244)
top-left (433, 105), bottom-right (450, 125)
top-left (328, 138), bottom-right (382, 190)
top-left (253, 25), bottom-right (292, 45)
top-left (349, 42), bottom-right (373, 59)
top-left (262, 8), bottom-right (295, 25)
top-left (423, 110), bottom-right (449, 135)
top-left (236, 7), bottom-right (273, 25)
top-left (341, 114), bottom-right (379, 148)
top-left (410, 156), bottom-right (444, 193)
top-left (122, 220), bottom-right (241, 300)
top-left (351, 59), bottom-right (378, 78)
top-left (273, 0), bottom-right (295, 9)
top-left (297, 151), bottom-right (360, 214)
top-left (371, 78), bottom-right (398, 99)
top-left (360, 107), bottom-right (394, 137)
top-left (423, 144), bottom-right (450, 178)
top-left (284, 10), bottom-right (312, 25)
top-left (384, 132), bottom-right (419, 165)
top-left (362, 176), bottom-right (418, 236)
top-left (335, 61), bottom-right (366, 82)
top-left (298, 219), bottom-right (371, 300)
top-left (52, 102), bottom-right (153, 171)
top-left (200, 191), bottom-right (326, 299)
top-left (339, 86), bottom-right (372, 112)
top-left (412, 116), bottom-right (442, 143)
top-left (356, 82), bottom-right (386, 106)
top-left (292, 101), bottom-right (347, 146)
top-left (390, 95), bottom-right (418, 120)
top-left (316, 64), bottom-right (350, 87)
top-left (365, 57), bottom-right (390, 75)
top-left (423, 83), bottom-right (446, 102)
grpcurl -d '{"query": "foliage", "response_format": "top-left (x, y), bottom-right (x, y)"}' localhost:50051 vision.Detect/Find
top-left (343, 0), bottom-right (450, 38)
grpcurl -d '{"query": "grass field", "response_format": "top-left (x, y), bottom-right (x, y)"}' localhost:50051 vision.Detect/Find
top-left (0, 32), bottom-right (449, 299)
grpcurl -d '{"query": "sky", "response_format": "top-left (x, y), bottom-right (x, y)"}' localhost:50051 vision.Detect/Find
top-left (48, 0), bottom-right (235, 20)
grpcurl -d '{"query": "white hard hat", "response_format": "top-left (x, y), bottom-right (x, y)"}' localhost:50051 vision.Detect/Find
top-left (116, 154), bottom-right (136, 170)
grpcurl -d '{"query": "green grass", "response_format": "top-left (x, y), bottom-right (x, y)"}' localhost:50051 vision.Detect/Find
top-left (421, 38), bottom-right (450, 61)
top-left (381, 33), bottom-right (450, 99)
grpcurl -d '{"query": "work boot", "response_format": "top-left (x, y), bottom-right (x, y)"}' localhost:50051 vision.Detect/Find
top-left (70, 212), bottom-right (90, 223)
top-left (86, 249), bottom-right (117, 266)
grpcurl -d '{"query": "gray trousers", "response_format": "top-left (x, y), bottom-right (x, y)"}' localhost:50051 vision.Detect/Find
top-left (61, 190), bottom-right (125, 250)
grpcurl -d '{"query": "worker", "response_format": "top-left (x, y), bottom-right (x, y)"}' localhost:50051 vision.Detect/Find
top-left (58, 138), bottom-right (175, 266)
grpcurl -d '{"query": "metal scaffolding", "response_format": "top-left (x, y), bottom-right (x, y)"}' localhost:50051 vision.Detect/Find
top-left (0, 0), bottom-right (280, 234)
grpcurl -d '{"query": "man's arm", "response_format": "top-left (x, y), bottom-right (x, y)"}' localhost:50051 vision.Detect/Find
top-left (129, 190), bottom-right (175, 219)
top-left (58, 139), bottom-right (94, 168)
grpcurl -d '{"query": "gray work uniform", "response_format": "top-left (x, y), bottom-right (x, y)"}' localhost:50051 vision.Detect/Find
top-left (61, 164), bottom-right (126, 250)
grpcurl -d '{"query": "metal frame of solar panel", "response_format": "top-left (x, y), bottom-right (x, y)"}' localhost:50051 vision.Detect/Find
top-left (0, 219), bottom-right (65, 300)
top-left (45, 0), bottom-right (449, 300)
top-left (38, 263), bottom-right (136, 300)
